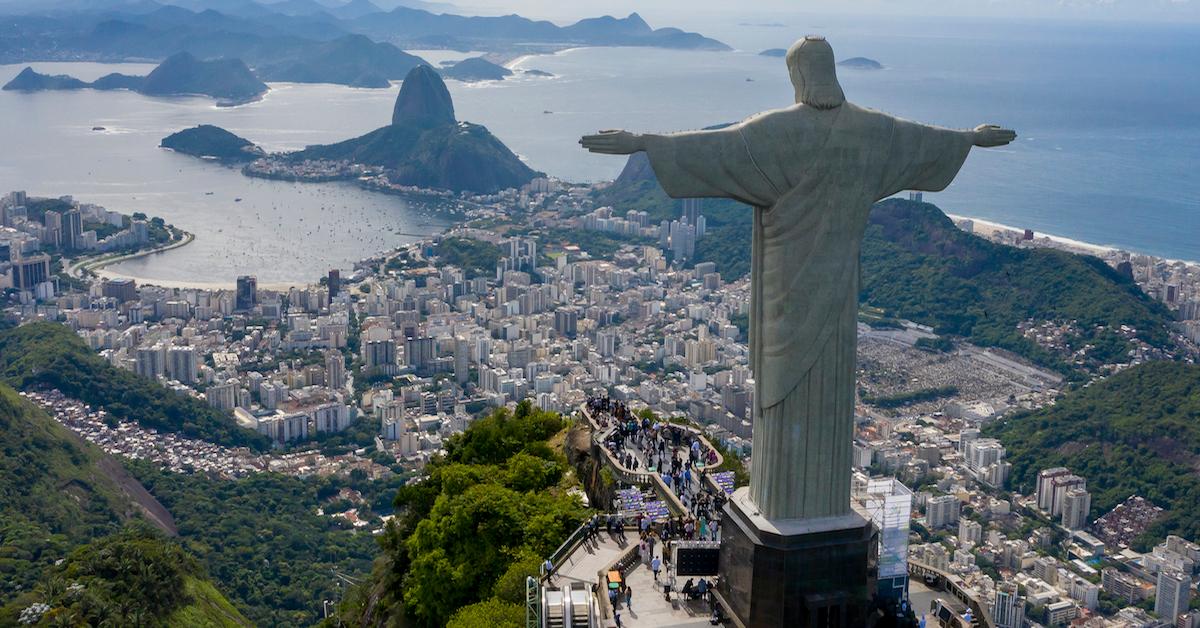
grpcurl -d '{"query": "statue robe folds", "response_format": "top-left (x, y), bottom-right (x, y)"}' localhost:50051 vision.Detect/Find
top-left (643, 103), bottom-right (973, 520)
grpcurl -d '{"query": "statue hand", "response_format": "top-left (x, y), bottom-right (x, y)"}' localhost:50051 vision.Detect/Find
top-left (973, 124), bottom-right (1017, 148)
top-left (580, 130), bottom-right (645, 155)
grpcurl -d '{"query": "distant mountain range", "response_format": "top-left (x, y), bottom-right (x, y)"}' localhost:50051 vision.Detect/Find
top-left (3, 51), bottom-right (268, 105)
top-left (0, 1), bottom-right (729, 89)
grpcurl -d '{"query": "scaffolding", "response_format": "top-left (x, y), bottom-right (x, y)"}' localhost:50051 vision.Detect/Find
top-left (855, 472), bottom-right (914, 601)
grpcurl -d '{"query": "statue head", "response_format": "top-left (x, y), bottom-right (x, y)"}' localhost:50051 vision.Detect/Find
top-left (787, 36), bottom-right (845, 109)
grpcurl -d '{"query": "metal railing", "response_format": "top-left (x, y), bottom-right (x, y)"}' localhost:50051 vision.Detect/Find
top-left (580, 404), bottom-right (728, 517)
top-left (908, 559), bottom-right (995, 628)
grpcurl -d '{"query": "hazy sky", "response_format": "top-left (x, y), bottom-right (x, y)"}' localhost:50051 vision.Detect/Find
top-left (448, 0), bottom-right (1200, 25)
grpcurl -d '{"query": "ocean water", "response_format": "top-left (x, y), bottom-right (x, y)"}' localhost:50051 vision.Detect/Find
top-left (0, 62), bottom-right (452, 287)
top-left (0, 15), bottom-right (1197, 287)
top-left (482, 16), bottom-right (1200, 261)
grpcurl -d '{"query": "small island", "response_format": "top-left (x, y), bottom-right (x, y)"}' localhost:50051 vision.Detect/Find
top-left (439, 57), bottom-right (512, 82)
top-left (160, 125), bottom-right (265, 163)
top-left (759, 50), bottom-right (883, 71)
top-left (3, 52), bottom-right (268, 106)
top-left (838, 57), bottom-right (884, 70)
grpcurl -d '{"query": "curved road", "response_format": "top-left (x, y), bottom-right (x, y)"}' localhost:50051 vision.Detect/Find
top-left (66, 228), bottom-right (194, 281)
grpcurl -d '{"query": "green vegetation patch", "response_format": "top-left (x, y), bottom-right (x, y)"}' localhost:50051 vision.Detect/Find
top-left (437, 236), bottom-right (502, 278)
top-left (1, 527), bottom-right (250, 627)
top-left (989, 362), bottom-right (1200, 547)
top-left (128, 463), bottom-right (381, 626)
top-left (335, 401), bottom-right (588, 628)
top-left (0, 384), bottom-right (131, 596)
top-left (862, 385), bottom-right (959, 409)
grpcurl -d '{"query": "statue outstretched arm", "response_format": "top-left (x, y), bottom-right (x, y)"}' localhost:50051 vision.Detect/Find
top-left (582, 125), bottom-right (777, 206)
top-left (580, 130), bottom-right (649, 155)
top-left (971, 124), bottom-right (1017, 148)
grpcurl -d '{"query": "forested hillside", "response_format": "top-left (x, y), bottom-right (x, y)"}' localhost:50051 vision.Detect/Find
top-left (0, 384), bottom-right (248, 626)
top-left (593, 176), bottom-right (1178, 375)
top-left (128, 463), bottom-right (385, 626)
top-left (989, 362), bottom-right (1200, 546)
top-left (334, 401), bottom-right (588, 628)
top-left (0, 383), bottom-right (134, 595)
top-left (1, 528), bottom-right (251, 627)
top-left (0, 322), bottom-right (268, 450)
top-left (860, 199), bottom-right (1174, 375)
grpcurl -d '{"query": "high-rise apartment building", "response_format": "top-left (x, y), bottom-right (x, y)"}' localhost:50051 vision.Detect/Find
top-left (1061, 488), bottom-right (1092, 531)
top-left (926, 495), bottom-right (960, 529)
top-left (992, 582), bottom-right (1025, 628)
top-left (1156, 571), bottom-right (1191, 625)
top-left (167, 346), bottom-right (198, 384)
top-left (63, 207), bottom-right (83, 251)
top-left (325, 351), bottom-right (346, 390)
top-left (235, 275), bottom-right (257, 311)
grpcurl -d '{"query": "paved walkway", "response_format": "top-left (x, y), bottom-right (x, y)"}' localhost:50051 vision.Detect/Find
top-left (609, 540), bottom-right (720, 628)
top-left (552, 529), bottom-right (631, 587)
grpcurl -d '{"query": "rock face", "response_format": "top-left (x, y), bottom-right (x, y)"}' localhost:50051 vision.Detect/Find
top-left (291, 65), bottom-right (538, 193)
top-left (392, 64), bottom-right (455, 128)
top-left (2, 67), bottom-right (87, 91)
top-left (615, 152), bottom-right (656, 185)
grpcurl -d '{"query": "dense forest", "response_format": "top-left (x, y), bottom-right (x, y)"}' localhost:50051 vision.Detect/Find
top-left (334, 401), bottom-right (589, 628)
top-left (989, 362), bottom-right (1200, 547)
top-left (0, 322), bottom-right (269, 450)
top-left (0, 383), bottom-right (133, 595)
top-left (128, 463), bottom-right (384, 626)
top-left (1, 528), bottom-right (251, 627)
top-left (594, 177), bottom-right (1177, 375)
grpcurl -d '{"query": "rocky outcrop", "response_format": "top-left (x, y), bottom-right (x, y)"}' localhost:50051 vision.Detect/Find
top-left (391, 64), bottom-right (455, 127)
top-left (290, 65), bottom-right (538, 193)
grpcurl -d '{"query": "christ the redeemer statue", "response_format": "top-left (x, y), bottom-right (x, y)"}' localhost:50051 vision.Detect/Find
top-left (582, 36), bottom-right (1014, 522)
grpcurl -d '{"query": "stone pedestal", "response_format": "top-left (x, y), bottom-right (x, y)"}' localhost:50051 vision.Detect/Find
top-left (717, 488), bottom-right (878, 628)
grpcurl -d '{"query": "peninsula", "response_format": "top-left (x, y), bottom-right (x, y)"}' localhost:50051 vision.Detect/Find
top-left (440, 57), bottom-right (512, 82)
top-left (245, 65), bottom-right (539, 194)
top-left (3, 52), bottom-right (268, 106)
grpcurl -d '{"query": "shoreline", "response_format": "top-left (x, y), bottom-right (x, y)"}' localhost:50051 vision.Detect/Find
top-left (69, 228), bottom-right (196, 280)
top-left (946, 212), bottom-right (1199, 268)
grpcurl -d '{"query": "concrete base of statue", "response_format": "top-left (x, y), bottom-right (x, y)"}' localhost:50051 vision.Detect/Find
top-left (716, 487), bottom-right (878, 628)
